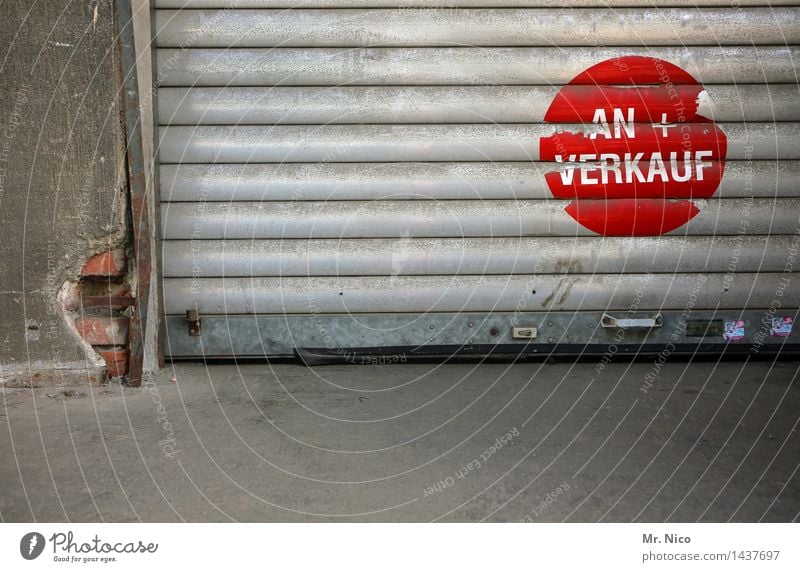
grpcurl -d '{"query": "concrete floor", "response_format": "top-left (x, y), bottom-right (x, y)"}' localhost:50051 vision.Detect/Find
top-left (0, 359), bottom-right (798, 522)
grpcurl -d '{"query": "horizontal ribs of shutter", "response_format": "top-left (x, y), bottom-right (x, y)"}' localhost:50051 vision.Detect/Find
top-left (163, 273), bottom-right (799, 314)
top-left (155, 3), bottom-right (800, 346)
top-left (159, 161), bottom-right (800, 202)
top-left (155, 1), bottom-right (800, 8)
top-left (158, 123), bottom-right (800, 163)
top-left (158, 85), bottom-right (800, 125)
top-left (162, 236), bottom-right (797, 277)
top-left (156, 47), bottom-right (800, 86)
top-left (160, 199), bottom-right (800, 239)
top-left (155, 8), bottom-right (800, 47)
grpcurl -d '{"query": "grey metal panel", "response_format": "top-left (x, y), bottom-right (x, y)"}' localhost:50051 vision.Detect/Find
top-left (163, 273), bottom-right (798, 314)
top-left (155, 2), bottom-right (800, 357)
top-left (159, 199), bottom-right (800, 239)
top-left (156, 1), bottom-right (800, 8)
top-left (162, 235), bottom-right (796, 277)
top-left (163, 310), bottom-right (800, 358)
top-left (156, 47), bottom-right (800, 86)
top-left (159, 161), bottom-right (800, 202)
top-left (158, 123), bottom-right (800, 163)
top-left (154, 9), bottom-right (799, 47)
top-left (157, 85), bottom-right (800, 125)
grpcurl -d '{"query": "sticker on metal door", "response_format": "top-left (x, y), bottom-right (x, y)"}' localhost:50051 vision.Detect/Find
top-left (540, 56), bottom-right (727, 236)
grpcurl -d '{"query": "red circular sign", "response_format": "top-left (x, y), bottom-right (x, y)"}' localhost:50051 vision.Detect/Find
top-left (540, 56), bottom-right (727, 236)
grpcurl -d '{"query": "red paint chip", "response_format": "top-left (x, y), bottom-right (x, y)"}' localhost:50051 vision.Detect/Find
top-left (540, 56), bottom-right (727, 236)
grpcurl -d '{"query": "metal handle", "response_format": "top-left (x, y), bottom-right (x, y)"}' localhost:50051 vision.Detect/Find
top-left (600, 313), bottom-right (663, 329)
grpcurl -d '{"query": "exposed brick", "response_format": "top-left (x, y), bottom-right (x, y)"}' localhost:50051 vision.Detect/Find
top-left (98, 348), bottom-right (129, 377)
top-left (81, 282), bottom-right (132, 309)
top-left (75, 317), bottom-right (129, 346)
top-left (81, 249), bottom-right (126, 278)
top-left (82, 281), bottom-right (130, 297)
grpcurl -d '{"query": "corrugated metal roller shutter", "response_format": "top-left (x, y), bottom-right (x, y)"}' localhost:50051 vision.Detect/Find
top-left (156, 0), bottom-right (800, 359)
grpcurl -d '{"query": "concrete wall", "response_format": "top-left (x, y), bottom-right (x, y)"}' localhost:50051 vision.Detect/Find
top-left (0, 0), bottom-right (128, 385)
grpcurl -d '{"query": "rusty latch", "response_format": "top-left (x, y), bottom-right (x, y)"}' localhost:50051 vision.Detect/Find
top-left (186, 309), bottom-right (201, 336)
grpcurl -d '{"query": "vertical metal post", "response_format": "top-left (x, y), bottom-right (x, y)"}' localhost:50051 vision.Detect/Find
top-left (150, 0), bottom-right (166, 370)
top-left (115, 0), bottom-right (151, 387)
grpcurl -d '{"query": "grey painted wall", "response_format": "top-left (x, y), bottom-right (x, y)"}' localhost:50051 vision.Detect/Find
top-left (0, 0), bottom-right (127, 384)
